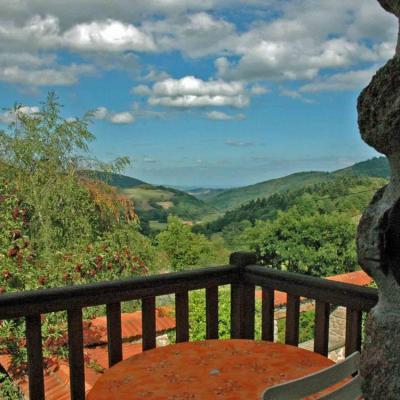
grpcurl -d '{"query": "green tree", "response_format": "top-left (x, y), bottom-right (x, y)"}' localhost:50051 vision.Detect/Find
top-left (241, 207), bottom-right (357, 277)
top-left (156, 215), bottom-right (211, 271)
top-left (0, 94), bottom-right (159, 383)
top-left (0, 93), bottom-right (130, 256)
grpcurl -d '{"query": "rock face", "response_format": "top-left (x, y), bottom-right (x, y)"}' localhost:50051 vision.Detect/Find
top-left (357, 1), bottom-right (400, 398)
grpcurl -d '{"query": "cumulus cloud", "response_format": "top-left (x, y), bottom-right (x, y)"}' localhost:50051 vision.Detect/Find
top-left (132, 84), bottom-right (152, 95)
top-left (279, 88), bottom-right (314, 103)
top-left (63, 19), bottom-right (155, 52)
top-left (205, 111), bottom-right (245, 120)
top-left (0, 63), bottom-right (93, 86)
top-left (0, 105), bottom-right (39, 124)
top-left (0, 16), bottom-right (95, 86)
top-left (214, 0), bottom-right (397, 82)
top-left (216, 35), bottom-right (384, 82)
top-left (0, 15), bottom-right (155, 53)
top-left (250, 84), bottom-right (268, 95)
top-left (0, 0), bottom-right (397, 91)
top-left (299, 67), bottom-right (377, 93)
top-left (142, 12), bottom-right (236, 57)
top-left (0, 0), bottom-right (222, 26)
top-left (109, 112), bottom-right (135, 124)
top-left (140, 76), bottom-right (251, 108)
top-left (94, 107), bottom-right (135, 124)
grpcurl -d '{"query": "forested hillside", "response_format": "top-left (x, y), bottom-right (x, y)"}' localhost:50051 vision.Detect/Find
top-left (203, 171), bottom-right (332, 211)
top-left (81, 170), bottom-right (145, 188)
top-left (334, 156), bottom-right (389, 178)
top-left (197, 157), bottom-right (389, 212)
top-left (220, 175), bottom-right (387, 277)
top-left (195, 176), bottom-right (387, 236)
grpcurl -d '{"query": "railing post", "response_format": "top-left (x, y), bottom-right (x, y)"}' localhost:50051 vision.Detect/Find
top-left (230, 252), bottom-right (257, 339)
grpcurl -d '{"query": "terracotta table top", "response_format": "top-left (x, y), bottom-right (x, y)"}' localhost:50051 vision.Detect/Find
top-left (87, 339), bottom-right (334, 400)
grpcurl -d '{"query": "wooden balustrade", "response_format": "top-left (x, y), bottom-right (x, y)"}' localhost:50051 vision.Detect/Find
top-left (0, 253), bottom-right (379, 400)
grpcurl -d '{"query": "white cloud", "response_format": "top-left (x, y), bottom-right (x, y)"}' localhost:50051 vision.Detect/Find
top-left (0, 0), bottom-right (397, 91)
top-left (0, 63), bottom-right (93, 86)
top-left (63, 19), bottom-right (155, 52)
top-left (279, 88), bottom-right (314, 103)
top-left (205, 111), bottom-right (245, 120)
top-left (94, 107), bottom-right (135, 124)
top-left (109, 112), bottom-right (135, 124)
top-left (299, 67), bottom-right (377, 93)
top-left (0, 105), bottom-right (39, 124)
top-left (149, 95), bottom-right (249, 108)
top-left (250, 84), bottom-right (268, 95)
top-left (214, 0), bottom-right (397, 82)
top-left (0, 1), bottom-right (223, 26)
top-left (145, 76), bottom-right (251, 108)
top-left (143, 12), bottom-right (236, 57)
top-left (132, 84), bottom-right (152, 95)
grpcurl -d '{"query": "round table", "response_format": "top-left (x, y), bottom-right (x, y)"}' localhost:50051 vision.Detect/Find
top-left (87, 339), bottom-right (334, 400)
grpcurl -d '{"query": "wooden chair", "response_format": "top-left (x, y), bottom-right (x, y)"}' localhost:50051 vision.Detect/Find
top-left (261, 352), bottom-right (362, 400)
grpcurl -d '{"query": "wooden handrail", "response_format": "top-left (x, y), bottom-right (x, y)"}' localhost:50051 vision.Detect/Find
top-left (0, 264), bottom-right (238, 319)
top-left (244, 264), bottom-right (378, 311)
top-left (0, 254), bottom-right (380, 400)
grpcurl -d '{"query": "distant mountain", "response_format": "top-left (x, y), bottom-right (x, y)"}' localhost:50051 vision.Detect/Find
top-left (84, 170), bottom-right (218, 230)
top-left (202, 157), bottom-right (389, 211)
top-left (334, 157), bottom-right (389, 179)
top-left (121, 184), bottom-right (216, 218)
top-left (204, 171), bottom-right (332, 211)
top-left (196, 175), bottom-right (387, 236)
top-left (187, 188), bottom-right (227, 202)
top-left (82, 170), bottom-right (145, 188)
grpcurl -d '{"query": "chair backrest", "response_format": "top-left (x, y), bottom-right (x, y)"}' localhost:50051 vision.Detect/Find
top-left (261, 352), bottom-right (361, 400)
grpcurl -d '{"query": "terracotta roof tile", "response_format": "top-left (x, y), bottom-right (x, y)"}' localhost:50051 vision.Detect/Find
top-left (84, 307), bottom-right (175, 346)
top-left (325, 270), bottom-right (373, 286)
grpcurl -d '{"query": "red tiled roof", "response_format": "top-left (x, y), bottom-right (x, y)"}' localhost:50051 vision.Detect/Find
top-left (255, 270), bottom-right (372, 306)
top-left (254, 290), bottom-right (288, 307)
top-left (325, 270), bottom-right (373, 286)
top-left (84, 307), bottom-right (175, 346)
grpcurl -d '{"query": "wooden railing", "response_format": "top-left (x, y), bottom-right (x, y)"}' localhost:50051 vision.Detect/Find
top-left (0, 252), bottom-right (378, 400)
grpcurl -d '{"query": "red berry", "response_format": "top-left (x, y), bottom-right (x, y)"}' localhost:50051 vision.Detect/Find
top-left (75, 264), bottom-right (83, 273)
top-left (12, 207), bottom-right (19, 220)
top-left (3, 270), bottom-right (12, 279)
top-left (7, 247), bottom-right (18, 257)
top-left (38, 276), bottom-right (46, 285)
top-left (12, 230), bottom-right (21, 240)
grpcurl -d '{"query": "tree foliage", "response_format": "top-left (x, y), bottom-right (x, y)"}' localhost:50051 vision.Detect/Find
top-left (240, 205), bottom-right (357, 276)
top-left (0, 94), bottom-right (155, 385)
top-left (156, 215), bottom-right (222, 271)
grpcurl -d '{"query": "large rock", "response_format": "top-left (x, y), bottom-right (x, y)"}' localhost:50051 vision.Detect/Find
top-left (358, 57), bottom-right (400, 157)
top-left (377, 0), bottom-right (400, 17)
top-left (357, 1), bottom-right (400, 398)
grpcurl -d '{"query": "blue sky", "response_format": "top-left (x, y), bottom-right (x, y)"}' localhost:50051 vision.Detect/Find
top-left (0, 0), bottom-right (398, 187)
